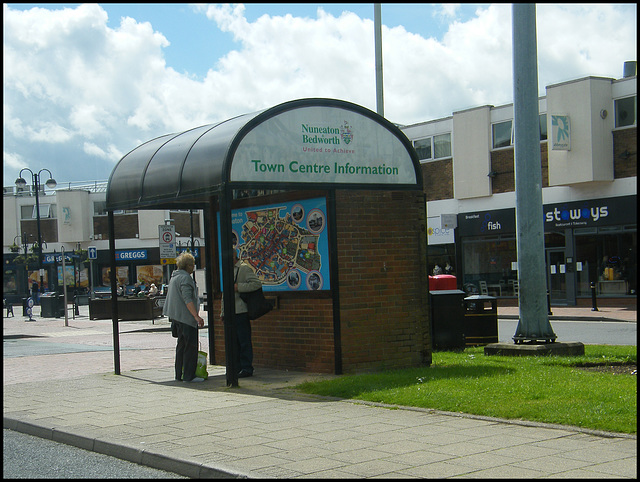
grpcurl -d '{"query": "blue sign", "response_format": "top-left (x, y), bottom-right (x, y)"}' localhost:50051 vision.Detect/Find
top-left (115, 249), bottom-right (148, 261)
top-left (44, 254), bottom-right (73, 264)
top-left (88, 246), bottom-right (97, 260)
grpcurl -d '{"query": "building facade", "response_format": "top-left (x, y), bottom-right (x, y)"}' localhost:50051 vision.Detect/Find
top-left (401, 68), bottom-right (637, 305)
top-left (3, 180), bottom-right (205, 304)
top-left (4, 69), bottom-right (637, 309)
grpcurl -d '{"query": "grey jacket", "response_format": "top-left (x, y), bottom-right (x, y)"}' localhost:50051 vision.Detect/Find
top-left (162, 269), bottom-right (199, 327)
top-left (221, 260), bottom-right (262, 317)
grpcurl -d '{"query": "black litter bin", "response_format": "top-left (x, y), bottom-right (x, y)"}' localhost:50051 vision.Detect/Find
top-left (429, 289), bottom-right (466, 350)
top-left (22, 297), bottom-right (29, 316)
top-left (464, 295), bottom-right (498, 346)
top-left (41, 294), bottom-right (65, 318)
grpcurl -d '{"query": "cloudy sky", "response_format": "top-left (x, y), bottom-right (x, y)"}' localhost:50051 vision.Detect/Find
top-left (3, 3), bottom-right (637, 185)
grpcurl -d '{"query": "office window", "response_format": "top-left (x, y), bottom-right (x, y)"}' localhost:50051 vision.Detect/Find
top-left (25, 204), bottom-right (55, 219)
top-left (94, 201), bottom-right (107, 216)
top-left (413, 134), bottom-right (451, 161)
top-left (493, 115), bottom-right (547, 148)
top-left (539, 114), bottom-right (547, 141)
top-left (413, 138), bottom-right (432, 160)
top-left (21, 205), bottom-right (33, 220)
top-left (615, 96), bottom-right (637, 127)
top-left (492, 121), bottom-right (512, 148)
top-left (434, 133), bottom-right (452, 158)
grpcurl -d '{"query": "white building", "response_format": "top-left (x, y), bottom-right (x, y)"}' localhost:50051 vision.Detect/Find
top-left (400, 66), bottom-right (636, 305)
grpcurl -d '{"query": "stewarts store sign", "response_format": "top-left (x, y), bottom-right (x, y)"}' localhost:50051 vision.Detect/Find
top-left (458, 196), bottom-right (636, 236)
top-left (230, 106), bottom-right (417, 185)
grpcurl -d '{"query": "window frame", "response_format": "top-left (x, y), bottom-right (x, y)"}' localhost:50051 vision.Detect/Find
top-left (491, 114), bottom-right (548, 149)
top-left (413, 133), bottom-right (452, 163)
top-left (614, 95), bottom-right (637, 128)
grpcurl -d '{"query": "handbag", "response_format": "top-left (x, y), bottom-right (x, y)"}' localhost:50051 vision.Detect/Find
top-left (240, 287), bottom-right (273, 320)
top-left (236, 268), bottom-right (273, 320)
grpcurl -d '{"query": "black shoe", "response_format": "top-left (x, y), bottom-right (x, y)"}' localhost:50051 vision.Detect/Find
top-left (238, 369), bottom-right (253, 378)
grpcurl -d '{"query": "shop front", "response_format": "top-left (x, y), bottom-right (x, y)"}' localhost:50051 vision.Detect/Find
top-left (458, 195), bottom-right (636, 305)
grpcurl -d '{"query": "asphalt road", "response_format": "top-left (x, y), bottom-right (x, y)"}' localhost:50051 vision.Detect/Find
top-left (3, 429), bottom-right (187, 479)
top-left (498, 319), bottom-right (637, 345)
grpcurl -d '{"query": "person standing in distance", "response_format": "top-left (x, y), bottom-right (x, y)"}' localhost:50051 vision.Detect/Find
top-left (163, 252), bottom-right (205, 382)
top-left (221, 249), bottom-right (262, 378)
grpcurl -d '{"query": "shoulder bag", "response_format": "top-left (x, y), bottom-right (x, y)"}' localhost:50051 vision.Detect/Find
top-left (236, 268), bottom-right (273, 320)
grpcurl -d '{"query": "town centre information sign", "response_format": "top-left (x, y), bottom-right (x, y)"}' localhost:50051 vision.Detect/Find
top-left (230, 106), bottom-right (417, 186)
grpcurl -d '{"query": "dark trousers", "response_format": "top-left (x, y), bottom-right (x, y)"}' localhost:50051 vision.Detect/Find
top-left (235, 312), bottom-right (253, 373)
top-left (175, 322), bottom-right (198, 381)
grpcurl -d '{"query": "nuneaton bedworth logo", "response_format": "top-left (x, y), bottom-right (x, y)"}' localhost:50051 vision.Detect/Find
top-left (301, 121), bottom-right (353, 145)
top-left (340, 121), bottom-right (353, 145)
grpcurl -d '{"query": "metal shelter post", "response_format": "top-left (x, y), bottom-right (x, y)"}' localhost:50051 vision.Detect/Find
top-left (204, 198), bottom-right (217, 363)
top-left (327, 190), bottom-right (343, 374)
top-left (109, 211), bottom-right (121, 375)
top-left (219, 185), bottom-right (239, 387)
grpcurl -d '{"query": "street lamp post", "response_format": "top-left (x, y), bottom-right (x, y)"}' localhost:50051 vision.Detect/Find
top-left (15, 168), bottom-right (57, 297)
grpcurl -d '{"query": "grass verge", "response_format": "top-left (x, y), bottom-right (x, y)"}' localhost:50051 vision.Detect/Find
top-left (295, 345), bottom-right (637, 434)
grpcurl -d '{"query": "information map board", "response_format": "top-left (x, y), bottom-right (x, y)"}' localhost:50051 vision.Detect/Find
top-left (218, 197), bottom-right (330, 292)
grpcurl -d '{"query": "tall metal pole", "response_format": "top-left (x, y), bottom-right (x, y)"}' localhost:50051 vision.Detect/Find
top-left (62, 246), bottom-right (69, 326)
top-left (16, 168), bottom-right (56, 300)
top-left (33, 172), bottom-right (45, 292)
top-left (374, 4), bottom-right (384, 117)
top-left (512, 4), bottom-right (556, 343)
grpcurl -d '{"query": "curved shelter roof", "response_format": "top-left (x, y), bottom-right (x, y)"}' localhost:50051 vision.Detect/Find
top-left (106, 98), bottom-right (422, 211)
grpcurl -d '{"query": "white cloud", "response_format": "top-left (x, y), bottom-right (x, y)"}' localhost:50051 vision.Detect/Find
top-left (2, 3), bottom-right (636, 184)
top-left (3, 151), bottom-right (27, 174)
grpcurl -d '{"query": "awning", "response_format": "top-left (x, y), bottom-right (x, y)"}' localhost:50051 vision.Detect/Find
top-left (105, 98), bottom-right (422, 211)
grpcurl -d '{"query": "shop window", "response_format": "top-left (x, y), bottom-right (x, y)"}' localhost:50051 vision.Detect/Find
top-left (462, 238), bottom-right (518, 294)
top-left (575, 229), bottom-right (636, 296)
top-left (615, 95), bottom-right (636, 128)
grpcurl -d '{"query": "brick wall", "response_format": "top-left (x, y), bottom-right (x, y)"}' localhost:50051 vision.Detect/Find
top-left (93, 214), bottom-right (139, 240)
top-left (212, 296), bottom-right (335, 372)
top-left (489, 144), bottom-right (550, 195)
top-left (335, 189), bottom-right (431, 373)
top-left (210, 189), bottom-right (432, 374)
top-left (420, 159), bottom-right (453, 201)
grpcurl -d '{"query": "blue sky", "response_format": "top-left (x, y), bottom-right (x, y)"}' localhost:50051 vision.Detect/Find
top-left (11, 3), bottom-right (479, 78)
top-left (3, 4), bottom-right (637, 184)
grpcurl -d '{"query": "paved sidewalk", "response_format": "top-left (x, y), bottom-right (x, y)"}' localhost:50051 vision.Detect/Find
top-left (3, 304), bottom-right (637, 479)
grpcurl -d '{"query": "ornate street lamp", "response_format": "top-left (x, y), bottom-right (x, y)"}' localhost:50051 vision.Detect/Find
top-left (15, 168), bottom-right (57, 293)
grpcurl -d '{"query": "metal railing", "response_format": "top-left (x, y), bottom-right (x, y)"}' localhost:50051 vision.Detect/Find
top-left (4, 180), bottom-right (108, 196)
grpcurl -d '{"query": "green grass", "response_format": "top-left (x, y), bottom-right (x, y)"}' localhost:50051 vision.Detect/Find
top-left (295, 345), bottom-right (637, 434)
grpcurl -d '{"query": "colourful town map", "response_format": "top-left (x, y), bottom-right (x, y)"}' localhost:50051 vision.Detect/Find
top-left (237, 207), bottom-right (322, 286)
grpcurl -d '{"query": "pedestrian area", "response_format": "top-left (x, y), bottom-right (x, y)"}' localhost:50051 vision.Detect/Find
top-left (3, 368), bottom-right (636, 478)
top-left (3, 304), bottom-right (637, 478)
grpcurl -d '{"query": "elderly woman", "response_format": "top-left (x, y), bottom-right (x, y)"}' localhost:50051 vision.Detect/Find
top-left (163, 252), bottom-right (205, 382)
top-left (147, 283), bottom-right (158, 297)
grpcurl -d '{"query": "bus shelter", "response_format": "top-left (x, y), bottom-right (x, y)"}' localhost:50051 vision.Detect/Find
top-left (106, 98), bottom-right (431, 386)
